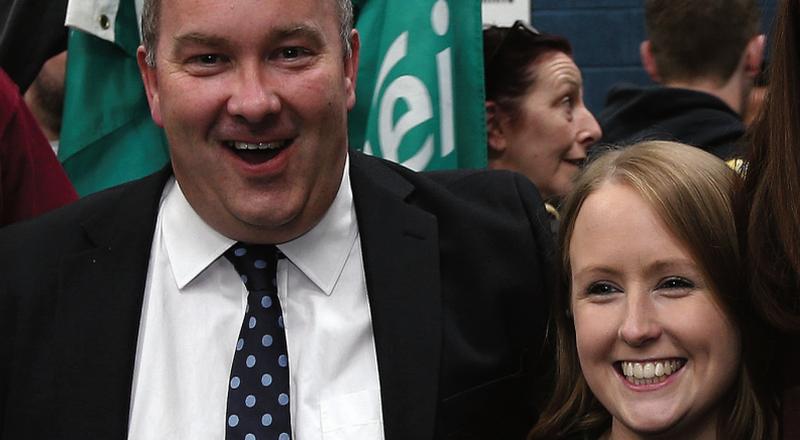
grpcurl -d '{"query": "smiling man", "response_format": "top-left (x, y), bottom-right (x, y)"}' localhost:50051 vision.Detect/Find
top-left (0, 0), bottom-right (555, 438)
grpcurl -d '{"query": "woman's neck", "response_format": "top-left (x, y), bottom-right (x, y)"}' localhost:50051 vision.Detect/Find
top-left (605, 415), bottom-right (718, 440)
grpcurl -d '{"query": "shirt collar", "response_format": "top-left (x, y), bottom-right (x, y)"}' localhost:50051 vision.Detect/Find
top-left (278, 155), bottom-right (357, 296)
top-left (161, 178), bottom-right (236, 289)
top-left (162, 157), bottom-right (357, 295)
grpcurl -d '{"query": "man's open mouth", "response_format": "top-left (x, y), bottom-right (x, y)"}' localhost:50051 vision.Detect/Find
top-left (224, 140), bottom-right (293, 164)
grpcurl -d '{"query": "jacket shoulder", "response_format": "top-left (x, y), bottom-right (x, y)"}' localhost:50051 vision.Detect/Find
top-left (0, 168), bottom-right (169, 263)
top-left (350, 149), bottom-right (546, 208)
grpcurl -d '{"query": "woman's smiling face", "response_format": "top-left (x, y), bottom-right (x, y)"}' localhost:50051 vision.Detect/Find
top-left (569, 181), bottom-right (740, 439)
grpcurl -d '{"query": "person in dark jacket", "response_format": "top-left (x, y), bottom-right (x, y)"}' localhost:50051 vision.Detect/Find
top-left (598, 0), bottom-right (764, 160)
top-left (0, 0), bottom-right (556, 438)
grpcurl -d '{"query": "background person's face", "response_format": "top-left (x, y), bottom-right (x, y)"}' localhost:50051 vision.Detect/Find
top-left (139, 0), bottom-right (358, 244)
top-left (569, 182), bottom-right (740, 438)
top-left (490, 51), bottom-right (600, 200)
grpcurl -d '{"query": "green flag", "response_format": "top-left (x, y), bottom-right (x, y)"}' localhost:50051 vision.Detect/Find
top-left (349, 0), bottom-right (486, 170)
top-left (60, 0), bottom-right (168, 196)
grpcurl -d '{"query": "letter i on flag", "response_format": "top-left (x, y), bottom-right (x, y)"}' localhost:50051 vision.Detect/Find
top-left (349, 0), bottom-right (487, 171)
top-left (59, 0), bottom-right (168, 196)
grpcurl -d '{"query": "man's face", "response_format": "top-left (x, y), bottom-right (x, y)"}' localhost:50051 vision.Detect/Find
top-left (138, 0), bottom-right (359, 244)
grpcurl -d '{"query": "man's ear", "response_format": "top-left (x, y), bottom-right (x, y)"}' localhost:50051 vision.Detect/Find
top-left (486, 101), bottom-right (508, 153)
top-left (744, 34), bottom-right (766, 80)
top-left (344, 29), bottom-right (360, 111)
top-left (137, 45), bottom-right (164, 127)
top-left (640, 40), bottom-right (661, 83)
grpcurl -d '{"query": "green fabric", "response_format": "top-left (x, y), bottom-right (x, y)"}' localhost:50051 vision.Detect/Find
top-left (349, 0), bottom-right (486, 170)
top-left (60, 0), bottom-right (168, 196)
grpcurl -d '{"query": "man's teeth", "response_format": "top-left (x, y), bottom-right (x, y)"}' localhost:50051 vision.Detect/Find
top-left (620, 359), bottom-right (684, 386)
top-left (230, 141), bottom-right (285, 150)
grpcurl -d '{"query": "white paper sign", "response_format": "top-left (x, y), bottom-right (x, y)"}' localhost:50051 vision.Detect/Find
top-left (481, 0), bottom-right (531, 26)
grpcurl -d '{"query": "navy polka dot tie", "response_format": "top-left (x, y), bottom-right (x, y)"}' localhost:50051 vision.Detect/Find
top-left (224, 243), bottom-right (291, 440)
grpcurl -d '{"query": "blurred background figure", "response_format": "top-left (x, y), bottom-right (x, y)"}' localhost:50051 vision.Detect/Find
top-left (0, 67), bottom-right (76, 226)
top-left (530, 141), bottom-right (775, 440)
top-left (24, 51), bottom-right (66, 154)
top-left (483, 21), bottom-right (601, 204)
top-left (597, 0), bottom-right (764, 159)
top-left (742, 61), bottom-right (769, 127)
top-left (0, 0), bottom-right (67, 93)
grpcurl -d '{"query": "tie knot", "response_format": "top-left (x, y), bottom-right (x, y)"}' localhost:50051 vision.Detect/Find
top-left (224, 243), bottom-right (279, 292)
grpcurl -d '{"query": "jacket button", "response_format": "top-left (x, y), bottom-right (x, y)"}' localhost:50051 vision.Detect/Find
top-left (100, 14), bottom-right (110, 30)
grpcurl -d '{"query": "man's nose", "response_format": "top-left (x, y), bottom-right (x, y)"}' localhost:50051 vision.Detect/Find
top-left (226, 63), bottom-right (282, 123)
top-left (618, 293), bottom-right (662, 347)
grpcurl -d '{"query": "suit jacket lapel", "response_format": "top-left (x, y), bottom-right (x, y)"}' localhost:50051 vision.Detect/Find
top-left (349, 152), bottom-right (442, 440)
top-left (52, 168), bottom-right (172, 439)
top-left (49, 155), bottom-right (443, 438)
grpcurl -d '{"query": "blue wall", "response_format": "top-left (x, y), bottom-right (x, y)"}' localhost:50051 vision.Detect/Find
top-left (531, 0), bottom-right (778, 113)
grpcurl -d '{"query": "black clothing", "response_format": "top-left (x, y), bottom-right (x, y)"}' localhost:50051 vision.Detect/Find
top-left (597, 84), bottom-right (745, 159)
top-left (0, 150), bottom-right (555, 439)
top-left (0, 0), bottom-right (68, 91)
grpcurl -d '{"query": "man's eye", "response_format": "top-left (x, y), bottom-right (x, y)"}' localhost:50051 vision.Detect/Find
top-left (282, 48), bottom-right (300, 58)
top-left (586, 282), bottom-right (619, 295)
top-left (278, 47), bottom-right (310, 60)
top-left (191, 54), bottom-right (224, 65)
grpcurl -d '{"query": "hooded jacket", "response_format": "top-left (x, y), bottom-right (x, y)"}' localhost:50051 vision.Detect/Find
top-left (597, 84), bottom-right (745, 159)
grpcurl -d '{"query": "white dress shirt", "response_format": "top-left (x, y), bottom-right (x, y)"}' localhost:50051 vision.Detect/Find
top-left (128, 160), bottom-right (385, 440)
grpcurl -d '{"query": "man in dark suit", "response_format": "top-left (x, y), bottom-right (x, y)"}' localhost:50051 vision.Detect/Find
top-left (0, 0), bottom-right (554, 438)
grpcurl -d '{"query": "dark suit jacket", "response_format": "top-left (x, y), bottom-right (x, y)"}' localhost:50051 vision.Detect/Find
top-left (0, 150), bottom-right (555, 439)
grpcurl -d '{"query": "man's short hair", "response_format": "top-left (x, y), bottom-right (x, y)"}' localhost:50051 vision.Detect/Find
top-left (645, 0), bottom-right (760, 84)
top-left (141, 0), bottom-right (354, 67)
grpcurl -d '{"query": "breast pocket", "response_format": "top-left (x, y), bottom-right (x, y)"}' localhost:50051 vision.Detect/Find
top-left (320, 388), bottom-right (384, 440)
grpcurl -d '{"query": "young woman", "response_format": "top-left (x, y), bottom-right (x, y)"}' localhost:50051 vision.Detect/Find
top-left (530, 141), bottom-right (774, 439)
